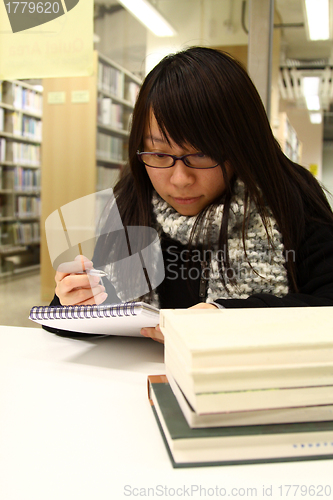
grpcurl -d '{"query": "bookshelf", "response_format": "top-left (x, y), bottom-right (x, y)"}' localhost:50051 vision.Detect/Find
top-left (0, 80), bottom-right (42, 277)
top-left (96, 53), bottom-right (140, 190)
top-left (40, 52), bottom-right (141, 301)
top-left (277, 112), bottom-right (302, 164)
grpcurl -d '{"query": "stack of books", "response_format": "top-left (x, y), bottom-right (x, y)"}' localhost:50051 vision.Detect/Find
top-left (148, 307), bottom-right (333, 468)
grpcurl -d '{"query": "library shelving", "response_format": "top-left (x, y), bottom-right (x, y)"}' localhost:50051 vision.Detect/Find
top-left (0, 80), bottom-right (42, 277)
top-left (277, 112), bottom-right (302, 164)
top-left (41, 52), bottom-right (141, 300)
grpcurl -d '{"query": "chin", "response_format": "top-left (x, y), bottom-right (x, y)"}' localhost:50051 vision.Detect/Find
top-left (167, 198), bottom-right (204, 216)
top-left (174, 207), bottom-right (201, 216)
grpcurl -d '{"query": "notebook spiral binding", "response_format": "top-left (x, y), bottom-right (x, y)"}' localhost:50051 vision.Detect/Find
top-left (30, 303), bottom-right (137, 320)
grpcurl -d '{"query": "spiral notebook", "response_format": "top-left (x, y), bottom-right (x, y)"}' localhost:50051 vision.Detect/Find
top-left (29, 302), bottom-right (159, 337)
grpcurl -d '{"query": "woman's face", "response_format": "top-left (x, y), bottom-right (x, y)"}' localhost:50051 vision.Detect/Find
top-left (143, 114), bottom-right (232, 216)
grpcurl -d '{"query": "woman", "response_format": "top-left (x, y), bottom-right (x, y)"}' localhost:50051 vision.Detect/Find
top-left (53, 47), bottom-right (333, 342)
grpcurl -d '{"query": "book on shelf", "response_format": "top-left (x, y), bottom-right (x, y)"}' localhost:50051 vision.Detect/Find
top-left (160, 307), bottom-right (333, 369)
top-left (166, 369), bottom-right (333, 428)
top-left (0, 80), bottom-right (42, 277)
top-left (0, 138), bottom-right (6, 162)
top-left (98, 97), bottom-right (123, 130)
top-left (96, 166), bottom-right (120, 192)
top-left (148, 375), bottom-right (333, 468)
top-left (0, 221), bottom-right (39, 246)
top-left (14, 167), bottom-right (40, 191)
top-left (0, 108), bottom-right (4, 132)
top-left (96, 132), bottom-right (124, 162)
top-left (98, 61), bottom-right (125, 98)
top-left (9, 142), bottom-right (40, 165)
top-left (125, 81), bottom-right (140, 105)
top-left (15, 195), bottom-right (40, 218)
top-left (10, 112), bottom-right (42, 140)
top-left (13, 221), bottom-right (40, 245)
top-left (29, 301), bottom-right (159, 337)
top-left (12, 83), bottom-right (42, 114)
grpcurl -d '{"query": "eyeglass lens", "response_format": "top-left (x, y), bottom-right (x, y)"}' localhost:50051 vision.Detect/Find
top-left (140, 153), bottom-right (217, 168)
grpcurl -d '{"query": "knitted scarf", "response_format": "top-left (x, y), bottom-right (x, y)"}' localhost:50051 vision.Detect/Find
top-left (152, 179), bottom-right (289, 303)
top-left (105, 180), bottom-right (289, 306)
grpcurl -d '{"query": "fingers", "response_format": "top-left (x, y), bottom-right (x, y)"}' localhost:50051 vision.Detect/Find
top-left (56, 272), bottom-right (98, 289)
top-left (141, 325), bottom-right (164, 343)
top-left (55, 277), bottom-right (108, 305)
top-left (189, 302), bottom-right (218, 310)
top-left (55, 255), bottom-right (108, 306)
top-left (56, 255), bottom-right (93, 280)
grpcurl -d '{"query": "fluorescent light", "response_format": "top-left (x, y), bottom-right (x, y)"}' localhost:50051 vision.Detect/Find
top-left (305, 95), bottom-right (321, 110)
top-left (303, 76), bottom-right (320, 96)
top-left (303, 76), bottom-right (321, 110)
top-left (117, 0), bottom-right (176, 37)
top-left (304, 0), bottom-right (330, 40)
top-left (309, 113), bottom-right (322, 124)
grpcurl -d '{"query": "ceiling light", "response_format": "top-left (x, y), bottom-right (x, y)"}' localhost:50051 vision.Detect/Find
top-left (304, 0), bottom-right (330, 40)
top-left (117, 0), bottom-right (176, 37)
top-left (303, 76), bottom-right (320, 96)
top-left (309, 113), bottom-right (322, 124)
top-left (303, 76), bottom-right (321, 110)
top-left (305, 95), bottom-right (321, 110)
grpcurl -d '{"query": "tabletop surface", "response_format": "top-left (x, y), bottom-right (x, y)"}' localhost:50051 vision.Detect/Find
top-left (0, 325), bottom-right (332, 500)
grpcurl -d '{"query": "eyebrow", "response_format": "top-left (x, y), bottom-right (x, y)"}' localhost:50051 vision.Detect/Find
top-left (144, 135), bottom-right (167, 144)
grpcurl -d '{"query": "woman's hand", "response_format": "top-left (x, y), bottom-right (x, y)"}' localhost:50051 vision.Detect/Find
top-left (140, 302), bottom-right (218, 343)
top-left (189, 303), bottom-right (218, 311)
top-left (141, 324), bottom-right (164, 343)
top-left (55, 255), bottom-right (108, 306)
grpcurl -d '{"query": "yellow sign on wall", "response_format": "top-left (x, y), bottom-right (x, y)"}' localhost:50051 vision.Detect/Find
top-left (0, 0), bottom-right (93, 79)
top-left (309, 164), bottom-right (318, 177)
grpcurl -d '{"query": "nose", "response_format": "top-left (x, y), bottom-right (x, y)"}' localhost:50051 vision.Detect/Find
top-left (169, 159), bottom-right (195, 189)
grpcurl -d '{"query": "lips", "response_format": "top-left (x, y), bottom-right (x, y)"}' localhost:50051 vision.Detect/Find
top-left (172, 196), bottom-right (202, 205)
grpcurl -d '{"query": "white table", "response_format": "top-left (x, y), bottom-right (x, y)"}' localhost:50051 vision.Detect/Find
top-left (0, 325), bottom-right (332, 500)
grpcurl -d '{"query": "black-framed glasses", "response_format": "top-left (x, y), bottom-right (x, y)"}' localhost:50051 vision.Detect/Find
top-left (137, 151), bottom-right (219, 169)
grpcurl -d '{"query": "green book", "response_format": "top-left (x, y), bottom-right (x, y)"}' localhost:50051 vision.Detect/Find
top-left (148, 376), bottom-right (333, 468)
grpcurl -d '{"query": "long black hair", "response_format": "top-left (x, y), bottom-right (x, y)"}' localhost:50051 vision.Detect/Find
top-left (102, 46), bottom-right (333, 291)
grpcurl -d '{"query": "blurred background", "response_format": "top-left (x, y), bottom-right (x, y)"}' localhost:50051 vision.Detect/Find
top-left (1, 0), bottom-right (333, 325)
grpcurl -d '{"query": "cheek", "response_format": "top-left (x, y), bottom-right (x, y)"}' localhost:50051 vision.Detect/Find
top-left (206, 170), bottom-right (227, 197)
top-left (145, 167), bottom-right (166, 191)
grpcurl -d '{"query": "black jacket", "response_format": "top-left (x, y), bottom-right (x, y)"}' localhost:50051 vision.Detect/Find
top-left (46, 216), bottom-right (333, 337)
top-left (157, 218), bottom-right (333, 309)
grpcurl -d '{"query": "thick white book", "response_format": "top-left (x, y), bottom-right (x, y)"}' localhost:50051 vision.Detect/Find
top-left (29, 302), bottom-right (159, 337)
top-left (166, 369), bottom-right (333, 428)
top-left (160, 307), bottom-right (333, 369)
top-left (164, 345), bottom-right (333, 393)
top-left (148, 375), bottom-right (333, 468)
top-left (165, 343), bottom-right (333, 393)
top-left (167, 372), bottom-right (333, 414)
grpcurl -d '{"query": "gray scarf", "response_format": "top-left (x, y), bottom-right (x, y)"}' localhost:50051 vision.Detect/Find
top-left (152, 180), bottom-right (289, 303)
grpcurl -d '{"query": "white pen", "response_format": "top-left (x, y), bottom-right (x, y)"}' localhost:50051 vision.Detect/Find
top-left (77, 269), bottom-right (108, 277)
